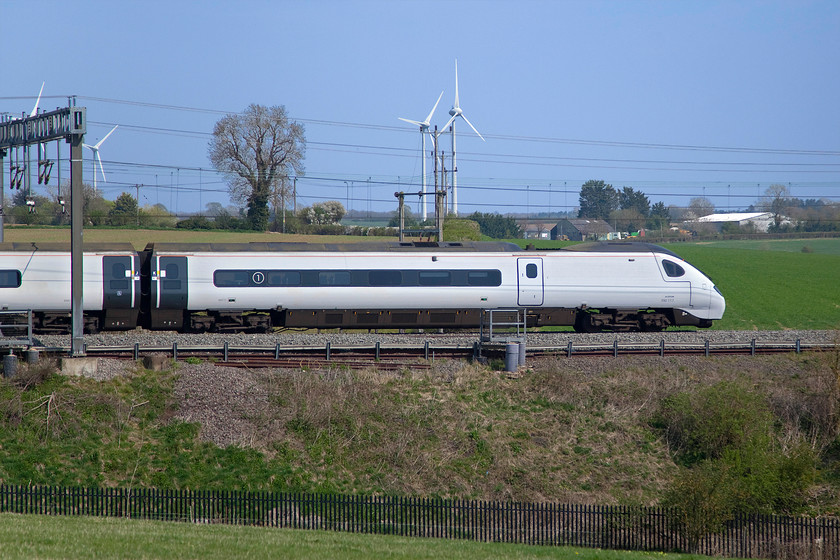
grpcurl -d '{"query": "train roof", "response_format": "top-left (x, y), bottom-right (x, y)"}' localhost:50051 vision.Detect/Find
top-left (142, 241), bottom-right (523, 253)
top-left (560, 242), bottom-right (682, 258)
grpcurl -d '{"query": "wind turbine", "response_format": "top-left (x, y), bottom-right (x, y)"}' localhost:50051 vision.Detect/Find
top-left (30, 82), bottom-right (44, 117)
top-left (440, 59), bottom-right (484, 215)
top-left (83, 125), bottom-right (118, 191)
top-left (21, 82), bottom-right (46, 198)
top-left (399, 91), bottom-right (444, 221)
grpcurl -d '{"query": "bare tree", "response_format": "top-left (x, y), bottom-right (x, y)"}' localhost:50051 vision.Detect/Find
top-left (686, 197), bottom-right (715, 220)
top-left (209, 104), bottom-right (305, 231)
top-left (758, 184), bottom-right (791, 229)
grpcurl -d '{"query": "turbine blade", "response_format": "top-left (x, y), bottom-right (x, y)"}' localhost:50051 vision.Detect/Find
top-left (399, 117), bottom-right (423, 126)
top-left (30, 82), bottom-right (45, 117)
top-left (96, 152), bottom-right (107, 183)
top-left (95, 125), bottom-right (119, 149)
top-left (441, 114), bottom-right (457, 132)
top-left (453, 59), bottom-right (460, 109)
top-left (459, 113), bottom-right (485, 141)
top-left (424, 91), bottom-right (444, 125)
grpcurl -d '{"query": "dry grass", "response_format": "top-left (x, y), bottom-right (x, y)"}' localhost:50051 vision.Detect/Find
top-left (170, 352), bottom-right (840, 510)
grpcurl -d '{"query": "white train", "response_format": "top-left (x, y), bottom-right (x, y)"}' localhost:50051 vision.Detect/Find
top-left (0, 240), bottom-right (724, 333)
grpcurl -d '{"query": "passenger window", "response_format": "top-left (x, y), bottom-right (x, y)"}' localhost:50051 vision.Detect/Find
top-left (419, 271), bottom-right (451, 286)
top-left (0, 270), bottom-right (21, 288)
top-left (662, 260), bottom-right (685, 278)
top-left (214, 270), bottom-right (250, 287)
top-left (165, 263), bottom-right (180, 280)
top-left (467, 270), bottom-right (502, 286)
top-left (369, 270), bottom-right (402, 286)
top-left (526, 263), bottom-right (538, 279)
top-left (267, 271), bottom-right (301, 286)
top-left (319, 271), bottom-right (351, 286)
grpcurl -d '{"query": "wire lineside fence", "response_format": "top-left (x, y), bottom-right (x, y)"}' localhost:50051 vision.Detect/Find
top-left (1, 484), bottom-right (838, 559)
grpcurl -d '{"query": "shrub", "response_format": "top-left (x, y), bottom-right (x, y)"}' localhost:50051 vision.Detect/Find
top-left (656, 380), bottom-right (817, 523)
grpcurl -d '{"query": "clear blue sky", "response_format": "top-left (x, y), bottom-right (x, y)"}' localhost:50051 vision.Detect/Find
top-left (2, 0), bottom-right (838, 219)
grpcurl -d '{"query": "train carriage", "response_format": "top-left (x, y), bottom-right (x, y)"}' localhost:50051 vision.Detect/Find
top-left (0, 240), bottom-right (724, 334)
top-left (0, 242), bottom-right (140, 333)
top-left (142, 241), bottom-right (724, 333)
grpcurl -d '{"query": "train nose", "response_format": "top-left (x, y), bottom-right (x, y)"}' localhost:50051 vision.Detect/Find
top-left (710, 285), bottom-right (726, 319)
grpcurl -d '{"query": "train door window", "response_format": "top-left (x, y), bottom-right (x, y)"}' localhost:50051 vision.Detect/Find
top-left (319, 271), bottom-right (351, 286)
top-left (369, 270), bottom-right (402, 286)
top-left (525, 263), bottom-right (538, 279)
top-left (419, 271), bottom-right (451, 286)
top-left (163, 263), bottom-right (181, 290)
top-left (0, 270), bottom-right (21, 288)
top-left (467, 270), bottom-right (502, 286)
top-left (267, 271), bottom-right (301, 286)
top-left (662, 260), bottom-right (685, 278)
top-left (110, 262), bottom-right (129, 290)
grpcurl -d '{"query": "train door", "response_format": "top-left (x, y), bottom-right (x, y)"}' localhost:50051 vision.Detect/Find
top-left (150, 256), bottom-right (188, 329)
top-left (102, 255), bottom-right (141, 329)
top-left (656, 256), bottom-right (693, 308)
top-left (517, 257), bottom-right (544, 306)
top-left (152, 256), bottom-right (188, 309)
top-left (103, 256), bottom-right (139, 309)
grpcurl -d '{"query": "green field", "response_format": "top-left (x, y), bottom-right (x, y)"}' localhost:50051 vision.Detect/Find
top-left (662, 243), bottom-right (840, 330)
top-left (0, 513), bottom-right (710, 560)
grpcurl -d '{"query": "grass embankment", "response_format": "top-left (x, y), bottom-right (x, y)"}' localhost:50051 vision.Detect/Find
top-left (3, 353), bottom-right (839, 512)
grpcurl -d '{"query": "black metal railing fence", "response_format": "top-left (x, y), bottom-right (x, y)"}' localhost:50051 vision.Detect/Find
top-left (1, 484), bottom-right (837, 559)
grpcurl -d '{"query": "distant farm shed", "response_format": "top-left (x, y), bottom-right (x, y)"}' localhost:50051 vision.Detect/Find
top-left (551, 219), bottom-right (618, 241)
top-left (689, 212), bottom-right (781, 233)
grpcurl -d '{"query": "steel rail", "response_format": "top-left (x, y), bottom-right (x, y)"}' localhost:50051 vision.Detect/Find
top-left (23, 338), bottom-right (838, 369)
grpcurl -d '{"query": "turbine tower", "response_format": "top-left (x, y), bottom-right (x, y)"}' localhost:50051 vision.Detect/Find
top-left (83, 125), bottom-right (118, 192)
top-left (399, 91), bottom-right (443, 221)
top-left (440, 59), bottom-right (484, 215)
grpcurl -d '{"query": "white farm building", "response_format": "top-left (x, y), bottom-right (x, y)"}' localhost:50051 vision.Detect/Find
top-left (689, 212), bottom-right (782, 233)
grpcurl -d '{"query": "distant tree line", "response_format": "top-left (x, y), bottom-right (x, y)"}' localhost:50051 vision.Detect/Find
top-left (578, 180), bottom-right (840, 233)
top-left (577, 179), bottom-right (671, 232)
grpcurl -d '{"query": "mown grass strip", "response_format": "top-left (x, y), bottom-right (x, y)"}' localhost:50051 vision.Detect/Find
top-left (0, 512), bottom-right (710, 560)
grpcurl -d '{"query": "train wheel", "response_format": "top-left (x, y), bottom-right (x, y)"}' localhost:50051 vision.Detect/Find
top-left (574, 313), bottom-right (601, 333)
top-left (84, 317), bottom-right (101, 334)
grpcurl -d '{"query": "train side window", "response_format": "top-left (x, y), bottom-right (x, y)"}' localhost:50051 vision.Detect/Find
top-left (418, 271), bottom-right (451, 286)
top-left (525, 263), bottom-right (538, 278)
top-left (267, 271), bottom-right (301, 286)
top-left (110, 262), bottom-right (129, 290)
top-left (214, 270), bottom-right (250, 287)
top-left (662, 260), bottom-right (685, 277)
top-left (111, 262), bottom-right (127, 279)
top-left (369, 270), bottom-right (402, 286)
top-left (0, 270), bottom-right (21, 288)
top-left (467, 270), bottom-right (502, 286)
top-left (319, 271), bottom-right (351, 286)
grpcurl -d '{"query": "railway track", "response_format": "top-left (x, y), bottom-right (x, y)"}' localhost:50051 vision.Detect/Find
top-left (22, 337), bottom-right (838, 370)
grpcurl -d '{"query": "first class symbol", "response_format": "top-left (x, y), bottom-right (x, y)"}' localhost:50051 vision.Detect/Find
top-left (252, 272), bottom-right (265, 284)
